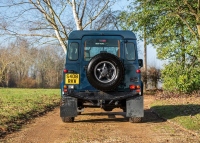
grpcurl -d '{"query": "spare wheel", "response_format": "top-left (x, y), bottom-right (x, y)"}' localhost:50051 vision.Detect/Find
top-left (86, 53), bottom-right (124, 91)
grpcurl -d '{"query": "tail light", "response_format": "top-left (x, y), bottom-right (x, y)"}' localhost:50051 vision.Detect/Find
top-left (63, 69), bottom-right (68, 73)
top-left (130, 85), bottom-right (141, 90)
top-left (136, 69), bottom-right (141, 73)
top-left (63, 85), bottom-right (68, 92)
top-left (136, 85), bottom-right (141, 93)
top-left (129, 85), bottom-right (136, 90)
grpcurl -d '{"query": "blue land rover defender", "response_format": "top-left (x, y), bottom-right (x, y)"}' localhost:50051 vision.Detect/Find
top-left (60, 30), bottom-right (143, 123)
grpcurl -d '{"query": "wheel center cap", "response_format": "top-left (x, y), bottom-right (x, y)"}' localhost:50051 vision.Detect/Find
top-left (101, 67), bottom-right (108, 76)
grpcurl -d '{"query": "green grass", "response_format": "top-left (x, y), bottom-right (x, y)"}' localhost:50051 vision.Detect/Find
top-left (0, 88), bottom-right (60, 135)
top-left (151, 97), bottom-right (200, 133)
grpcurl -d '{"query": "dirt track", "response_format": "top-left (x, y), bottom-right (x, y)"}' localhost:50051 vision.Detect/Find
top-left (1, 96), bottom-right (200, 143)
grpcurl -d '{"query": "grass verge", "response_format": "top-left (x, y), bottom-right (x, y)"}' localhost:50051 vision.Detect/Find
top-left (0, 88), bottom-right (60, 137)
top-left (151, 95), bottom-right (200, 134)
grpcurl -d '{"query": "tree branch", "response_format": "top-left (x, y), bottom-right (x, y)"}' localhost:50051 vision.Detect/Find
top-left (82, 0), bottom-right (109, 29)
top-left (183, 0), bottom-right (197, 17)
top-left (80, 0), bottom-right (87, 23)
top-left (176, 13), bottom-right (198, 38)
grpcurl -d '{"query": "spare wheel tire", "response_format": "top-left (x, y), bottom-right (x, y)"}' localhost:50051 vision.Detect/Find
top-left (86, 53), bottom-right (124, 91)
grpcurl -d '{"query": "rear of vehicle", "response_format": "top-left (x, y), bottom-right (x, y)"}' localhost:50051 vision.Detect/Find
top-left (60, 30), bottom-right (143, 123)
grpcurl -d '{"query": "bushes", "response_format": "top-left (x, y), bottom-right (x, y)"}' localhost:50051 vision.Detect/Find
top-left (161, 62), bottom-right (200, 93)
top-left (16, 77), bottom-right (37, 88)
top-left (140, 61), bottom-right (200, 94)
top-left (141, 66), bottom-right (161, 90)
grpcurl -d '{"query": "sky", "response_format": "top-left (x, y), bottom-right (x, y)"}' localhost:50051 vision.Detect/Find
top-left (113, 0), bottom-right (166, 68)
top-left (0, 0), bottom-right (165, 69)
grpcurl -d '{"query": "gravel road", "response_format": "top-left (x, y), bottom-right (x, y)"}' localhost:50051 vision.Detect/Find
top-left (1, 96), bottom-right (199, 143)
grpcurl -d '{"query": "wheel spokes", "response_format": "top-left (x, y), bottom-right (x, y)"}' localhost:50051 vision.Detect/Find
top-left (94, 61), bottom-right (116, 83)
top-left (103, 63), bottom-right (106, 69)
top-left (106, 74), bottom-right (112, 79)
top-left (98, 75), bottom-right (103, 79)
top-left (97, 68), bottom-right (101, 72)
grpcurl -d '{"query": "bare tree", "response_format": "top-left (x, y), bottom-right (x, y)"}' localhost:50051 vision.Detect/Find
top-left (35, 46), bottom-right (65, 88)
top-left (147, 66), bottom-right (161, 89)
top-left (95, 10), bottom-right (120, 30)
top-left (67, 0), bottom-right (115, 30)
top-left (0, 0), bottom-right (117, 53)
top-left (0, 37), bottom-right (65, 88)
top-left (0, 47), bottom-right (14, 87)
top-left (11, 38), bottom-right (34, 85)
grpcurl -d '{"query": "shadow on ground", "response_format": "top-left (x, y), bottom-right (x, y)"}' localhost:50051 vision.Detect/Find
top-left (75, 109), bottom-right (165, 123)
top-left (151, 104), bottom-right (200, 119)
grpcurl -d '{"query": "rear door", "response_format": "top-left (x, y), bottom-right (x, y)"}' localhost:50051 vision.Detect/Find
top-left (80, 35), bottom-right (123, 91)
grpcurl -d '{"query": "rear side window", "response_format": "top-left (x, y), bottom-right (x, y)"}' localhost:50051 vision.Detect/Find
top-left (125, 43), bottom-right (136, 60)
top-left (68, 43), bottom-right (79, 60)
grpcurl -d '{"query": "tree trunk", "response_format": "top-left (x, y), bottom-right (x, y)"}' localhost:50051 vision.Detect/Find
top-left (181, 24), bottom-right (186, 67)
top-left (143, 28), bottom-right (147, 92)
top-left (196, 24), bottom-right (200, 37)
top-left (197, 0), bottom-right (200, 37)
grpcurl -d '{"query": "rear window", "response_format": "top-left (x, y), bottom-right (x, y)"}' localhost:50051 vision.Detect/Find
top-left (84, 39), bottom-right (120, 61)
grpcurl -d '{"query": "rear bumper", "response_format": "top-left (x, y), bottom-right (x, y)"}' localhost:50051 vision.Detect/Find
top-left (63, 90), bottom-right (141, 101)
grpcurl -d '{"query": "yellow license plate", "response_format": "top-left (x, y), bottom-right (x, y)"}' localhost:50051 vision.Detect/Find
top-left (65, 74), bottom-right (79, 84)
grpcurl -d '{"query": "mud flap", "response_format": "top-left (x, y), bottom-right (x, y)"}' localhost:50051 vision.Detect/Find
top-left (60, 97), bottom-right (77, 117)
top-left (126, 96), bottom-right (144, 117)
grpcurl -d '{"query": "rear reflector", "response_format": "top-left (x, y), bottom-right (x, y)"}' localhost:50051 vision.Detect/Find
top-left (136, 89), bottom-right (140, 93)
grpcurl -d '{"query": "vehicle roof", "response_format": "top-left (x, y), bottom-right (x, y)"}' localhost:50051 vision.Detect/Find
top-left (68, 30), bottom-right (137, 40)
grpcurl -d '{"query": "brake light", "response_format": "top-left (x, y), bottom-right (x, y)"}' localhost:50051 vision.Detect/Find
top-left (129, 85), bottom-right (136, 90)
top-left (63, 69), bottom-right (68, 73)
top-left (136, 69), bottom-right (141, 73)
top-left (99, 39), bottom-right (107, 42)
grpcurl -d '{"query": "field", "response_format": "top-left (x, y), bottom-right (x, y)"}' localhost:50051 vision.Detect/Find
top-left (151, 95), bottom-right (200, 135)
top-left (0, 88), bottom-right (60, 136)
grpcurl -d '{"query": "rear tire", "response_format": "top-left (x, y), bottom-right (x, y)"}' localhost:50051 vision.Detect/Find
top-left (129, 117), bottom-right (142, 123)
top-left (122, 108), bottom-right (126, 112)
top-left (61, 117), bottom-right (75, 123)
